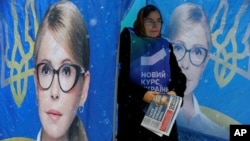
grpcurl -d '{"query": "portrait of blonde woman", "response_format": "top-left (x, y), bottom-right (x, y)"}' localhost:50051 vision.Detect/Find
top-left (165, 2), bottom-right (229, 140)
top-left (33, 1), bottom-right (90, 141)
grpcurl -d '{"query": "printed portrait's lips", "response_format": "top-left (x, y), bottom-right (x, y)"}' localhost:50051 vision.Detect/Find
top-left (47, 109), bottom-right (62, 120)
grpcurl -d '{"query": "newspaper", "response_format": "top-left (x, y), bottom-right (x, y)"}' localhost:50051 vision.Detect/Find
top-left (141, 94), bottom-right (182, 136)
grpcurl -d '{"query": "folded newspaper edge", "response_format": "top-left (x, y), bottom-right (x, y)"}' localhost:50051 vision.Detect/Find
top-left (141, 94), bottom-right (182, 136)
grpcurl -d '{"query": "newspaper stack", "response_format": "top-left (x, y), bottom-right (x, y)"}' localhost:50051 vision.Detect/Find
top-left (141, 94), bottom-right (182, 136)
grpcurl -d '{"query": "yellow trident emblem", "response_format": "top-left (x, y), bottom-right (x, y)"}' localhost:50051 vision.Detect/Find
top-left (0, 0), bottom-right (38, 107)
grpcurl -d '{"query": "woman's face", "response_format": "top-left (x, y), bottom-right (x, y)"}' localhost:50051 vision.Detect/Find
top-left (172, 24), bottom-right (209, 96)
top-left (144, 11), bottom-right (162, 38)
top-left (34, 29), bottom-right (90, 140)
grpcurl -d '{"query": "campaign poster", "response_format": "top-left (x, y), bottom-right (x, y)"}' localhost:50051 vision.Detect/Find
top-left (0, 0), bottom-right (122, 140)
top-left (120, 0), bottom-right (250, 140)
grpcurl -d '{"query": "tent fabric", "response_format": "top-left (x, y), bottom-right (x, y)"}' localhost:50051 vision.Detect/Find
top-left (1, 0), bottom-right (250, 141)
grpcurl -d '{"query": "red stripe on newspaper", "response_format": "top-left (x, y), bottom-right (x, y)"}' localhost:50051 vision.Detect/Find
top-left (160, 109), bottom-right (173, 131)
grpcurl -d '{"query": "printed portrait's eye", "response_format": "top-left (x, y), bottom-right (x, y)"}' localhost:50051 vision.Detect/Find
top-left (61, 66), bottom-right (72, 76)
top-left (41, 64), bottom-right (52, 75)
top-left (173, 44), bottom-right (184, 52)
top-left (172, 43), bottom-right (186, 61)
top-left (192, 46), bottom-right (207, 57)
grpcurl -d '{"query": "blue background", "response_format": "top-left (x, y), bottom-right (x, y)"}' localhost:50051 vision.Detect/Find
top-left (0, 0), bottom-right (131, 140)
top-left (1, 0), bottom-right (250, 141)
top-left (121, 0), bottom-right (250, 140)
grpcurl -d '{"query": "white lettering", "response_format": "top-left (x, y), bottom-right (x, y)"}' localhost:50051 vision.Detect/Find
top-left (141, 71), bottom-right (166, 78)
top-left (234, 129), bottom-right (247, 136)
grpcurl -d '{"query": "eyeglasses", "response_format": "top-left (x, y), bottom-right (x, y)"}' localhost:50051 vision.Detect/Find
top-left (36, 63), bottom-right (85, 92)
top-left (144, 18), bottom-right (162, 26)
top-left (172, 42), bottom-right (208, 66)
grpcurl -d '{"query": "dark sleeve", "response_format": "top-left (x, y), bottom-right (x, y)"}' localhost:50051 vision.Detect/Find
top-left (117, 28), bottom-right (148, 109)
top-left (168, 43), bottom-right (186, 98)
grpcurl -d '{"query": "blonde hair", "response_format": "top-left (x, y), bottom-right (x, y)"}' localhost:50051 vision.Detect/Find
top-left (34, 1), bottom-right (89, 70)
top-left (166, 3), bottom-right (211, 48)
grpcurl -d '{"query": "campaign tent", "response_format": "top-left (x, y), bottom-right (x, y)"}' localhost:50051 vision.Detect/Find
top-left (1, 0), bottom-right (250, 141)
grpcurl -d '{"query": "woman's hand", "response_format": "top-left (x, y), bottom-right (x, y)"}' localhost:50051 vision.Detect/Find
top-left (153, 94), bottom-right (170, 106)
top-left (143, 90), bottom-right (176, 105)
top-left (143, 91), bottom-right (160, 103)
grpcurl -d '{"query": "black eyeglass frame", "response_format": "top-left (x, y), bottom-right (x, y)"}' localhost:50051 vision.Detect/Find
top-left (36, 63), bottom-right (85, 92)
top-left (172, 43), bottom-right (209, 66)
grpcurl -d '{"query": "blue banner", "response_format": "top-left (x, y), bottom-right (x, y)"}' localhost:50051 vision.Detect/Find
top-left (1, 0), bottom-right (249, 141)
top-left (128, 28), bottom-right (171, 93)
top-left (0, 0), bottom-right (122, 140)
top-left (121, 0), bottom-right (250, 140)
